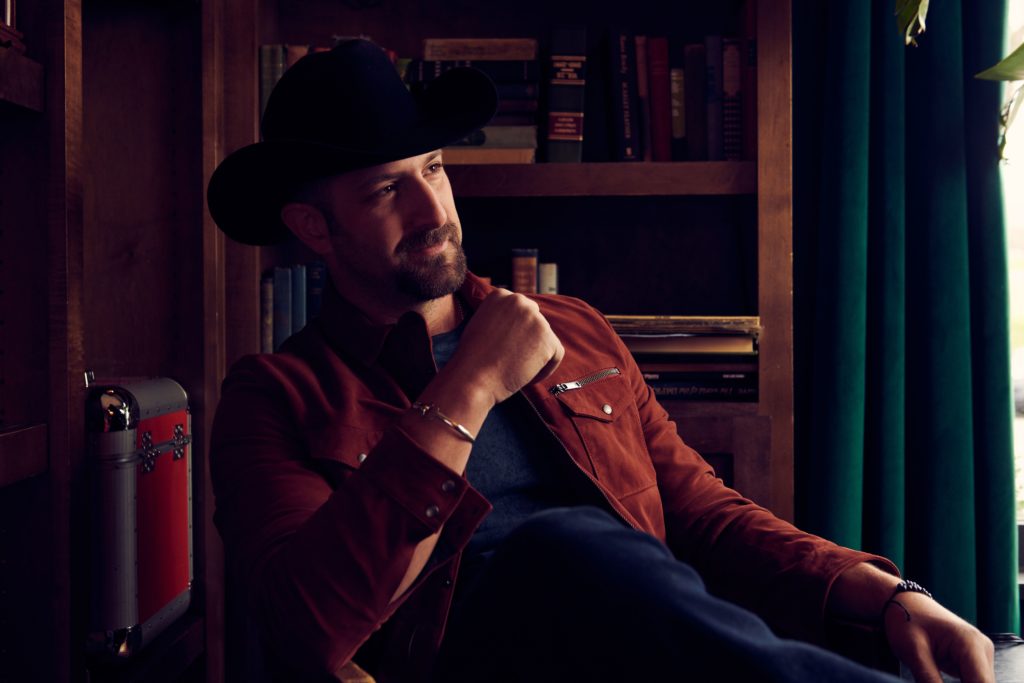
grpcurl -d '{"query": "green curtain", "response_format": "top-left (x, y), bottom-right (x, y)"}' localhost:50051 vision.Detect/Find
top-left (793, 0), bottom-right (1019, 634)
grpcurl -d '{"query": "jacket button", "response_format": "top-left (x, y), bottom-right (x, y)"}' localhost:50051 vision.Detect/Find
top-left (602, 403), bottom-right (613, 415)
top-left (442, 577), bottom-right (453, 588)
top-left (441, 479), bottom-right (456, 493)
top-left (357, 453), bottom-right (368, 463)
top-left (425, 504), bottom-right (440, 519)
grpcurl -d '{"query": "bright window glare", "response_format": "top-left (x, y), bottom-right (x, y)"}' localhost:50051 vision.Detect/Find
top-left (1005, 1), bottom-right (1024, 519)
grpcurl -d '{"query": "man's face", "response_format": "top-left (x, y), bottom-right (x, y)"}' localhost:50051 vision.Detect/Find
top-left (317, 150), bottom-right (467, 309)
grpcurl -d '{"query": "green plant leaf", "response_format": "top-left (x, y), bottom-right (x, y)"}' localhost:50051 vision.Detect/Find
top-left (976, 41), bottom-right (1024, 81)
top-left (895, 0), bottom-right (929, 46)
top-left (998, 83), bottom-right (1023, 161)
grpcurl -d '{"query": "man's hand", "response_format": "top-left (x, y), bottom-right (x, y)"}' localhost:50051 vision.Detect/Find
top-left (443, 288), bottom-right (564, 406)
top-left (883, 591), bottom-right (994, 683)
top-left (829, 563), bottom-right (994, 683)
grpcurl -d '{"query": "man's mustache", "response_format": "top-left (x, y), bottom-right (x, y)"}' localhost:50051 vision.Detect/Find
top-left (396, 223), bottom-right (459, 253)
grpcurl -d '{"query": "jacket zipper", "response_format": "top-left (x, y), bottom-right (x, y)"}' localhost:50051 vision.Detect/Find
top-left (521, 389), bottom-right (640, 532)
top-left (549, 367), bottom-right (622, 395)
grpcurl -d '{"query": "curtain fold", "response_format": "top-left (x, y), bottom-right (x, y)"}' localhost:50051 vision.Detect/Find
top-left (793, 0), bottom-right (1018, 634)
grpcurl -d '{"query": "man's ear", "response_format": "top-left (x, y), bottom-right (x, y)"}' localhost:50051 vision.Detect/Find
top-left (281, 203), bottom-right (333, 255)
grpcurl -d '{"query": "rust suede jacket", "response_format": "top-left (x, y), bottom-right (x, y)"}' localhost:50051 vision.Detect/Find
top-left (210, 272), bottom-right (897, 682)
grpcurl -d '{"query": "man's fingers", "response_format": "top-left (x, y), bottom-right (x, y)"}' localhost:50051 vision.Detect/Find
top-left (905, 652), bottom-right (944, 683)
top-left (950, 633), bottom-right (995, 683)
top-left (896, 631), bottom-right (944, 683)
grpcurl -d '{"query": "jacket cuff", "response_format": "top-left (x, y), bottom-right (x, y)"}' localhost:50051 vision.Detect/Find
top-left (358, 428), bottom-right (472, 534)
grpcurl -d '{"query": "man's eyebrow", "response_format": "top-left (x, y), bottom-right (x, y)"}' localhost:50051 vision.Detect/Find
top-left (355, 152), bottom-right (444, 190)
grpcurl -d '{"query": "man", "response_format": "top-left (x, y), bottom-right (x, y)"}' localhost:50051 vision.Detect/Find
top-left (207, 39), bottom-right (994, 682)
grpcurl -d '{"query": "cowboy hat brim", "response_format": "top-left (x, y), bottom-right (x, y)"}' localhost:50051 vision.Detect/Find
top-left (207, 65), bottom-right (497, 246)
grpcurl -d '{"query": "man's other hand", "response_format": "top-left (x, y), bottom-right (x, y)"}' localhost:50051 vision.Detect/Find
top-left (444, 288), bottom-right (564, 406)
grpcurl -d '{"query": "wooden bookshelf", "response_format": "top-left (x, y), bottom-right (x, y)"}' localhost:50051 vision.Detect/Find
top-left (0, 48), bottom-right (44, 111)
top-left (0, 0), bottom-right (793, 680)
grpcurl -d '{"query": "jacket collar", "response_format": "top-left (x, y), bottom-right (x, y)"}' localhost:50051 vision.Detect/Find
top-left (317, 271), bottom-right (495, 368)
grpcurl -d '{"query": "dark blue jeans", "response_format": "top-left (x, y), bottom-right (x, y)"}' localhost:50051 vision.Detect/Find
top-left (433, 506), bottom-right (901, 682)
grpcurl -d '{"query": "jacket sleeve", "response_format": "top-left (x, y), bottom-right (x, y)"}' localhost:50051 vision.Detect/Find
top-left (209, 355), bottom-right (489, 680)
top-left (598, 314), bottom-right (899, 643)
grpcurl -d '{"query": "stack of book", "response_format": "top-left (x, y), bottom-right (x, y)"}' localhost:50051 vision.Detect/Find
top-left (607, 315), bottom-right (760, 401)
top-left (407, 37), bottom-right (540, 164)
top-left (259, 261), bottom-right (327, 353)
top-left (605, 21), bottom-right (756, 163)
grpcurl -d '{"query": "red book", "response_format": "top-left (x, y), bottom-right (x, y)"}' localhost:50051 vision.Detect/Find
top-left (647, 36), bottom-right (672, 161)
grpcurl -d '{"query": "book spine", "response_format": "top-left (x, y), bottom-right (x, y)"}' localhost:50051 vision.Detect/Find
top-left (306, 260), bottom-right (326, 319)
top-left (669, 39), bottom-right (687, 160)
top-left (722, 38), bottom-right (743, 161)
top-left (405, 59), bottom-right (541, 83)
top-left (260, 274), bottom-right (273, 354)
top-left (272, 266), bottom-right (292, 351)
top-left (608, 32), bottom-right (641, 161)
top-left (704, 35), bottom-right (724, 161)
top-left (423, 38), bottom-right (538, 61)
top-left (648, 383), bottom-right (758, 401)
top-left (259, 44), bottom-right (285, 121)
top-left (647, 36), bottom-right (672, 162)
top-left (635, 35), bottom-right (652, 161)
top-left (684, 43), bottom-right (708, 161)
top-left (545, 27), bottom-right (587, 163)
top-left (511, 248), bottom-right (539, 293)
top-left (291, 264), bottom-right (307, 332)
top-left (538, 262), bottom-right (559, 294)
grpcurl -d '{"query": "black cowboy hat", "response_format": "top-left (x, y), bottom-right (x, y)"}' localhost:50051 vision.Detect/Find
top-left (207, 39), bottom-right (498, 245)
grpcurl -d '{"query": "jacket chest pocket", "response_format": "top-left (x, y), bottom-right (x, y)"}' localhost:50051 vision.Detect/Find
top-left (551, 369), bottom-right (657, 499)
top-left (306, 426), bottom-right (383, 489)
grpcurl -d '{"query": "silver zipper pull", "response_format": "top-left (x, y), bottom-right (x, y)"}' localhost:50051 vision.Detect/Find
top-left (550, 381), bottom-right (581, 395)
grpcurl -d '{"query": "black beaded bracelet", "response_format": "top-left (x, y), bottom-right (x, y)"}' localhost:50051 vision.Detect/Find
top-left (881, 580), bottom-right (933, 623)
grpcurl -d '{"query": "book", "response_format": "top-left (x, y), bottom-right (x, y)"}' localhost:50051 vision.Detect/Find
top-left (272, 266), bottom-right (292, 351)
top-left (441, 146), bottom-right (536, 164)
top-left (722, 37), bottom-right (743, 161)
top-left (306, 260), bottom-right (326, 319)
top-left (452, 125), bottom-right (538, 148)
top-left (646, 36), bottom-right (672, 161)
top-left (423, 38), bottom-right (538, 61)
top-left (684, 43), bottom-right (708, 160)
top-left (260, 274), bottom-right (273, 354)
top-left (538, 262), bottom-right (558, 294)
top-left (259, 44), bottom-right (286, 119)
top-left (643, 370), bottom-right (758, 402)
top-left (608, 31), bottom-right (642, 161)
top-left (511, 248), bottom-right (538, 293)
top-left (635, 35), bottom-right (652, 161)
top-left (544, 26), bottom-right (587, 163)
top-left (704, 34), bottom-right (724, 161)
top-left (619, 334), bottom-right (757, 355)
top-left (405, 59), bottom-right (540, 83)
top-left (291, 263), bottom-right (307, 332)
top-left (606, 314), bottom-right (761, 336)
top-left (669, 41), bottom-right (687, 160)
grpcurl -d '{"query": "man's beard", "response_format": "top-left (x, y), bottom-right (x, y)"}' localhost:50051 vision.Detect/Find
top-left (394, 223), bottom-right (467, 302)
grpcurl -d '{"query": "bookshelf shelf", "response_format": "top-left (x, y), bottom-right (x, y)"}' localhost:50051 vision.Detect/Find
top-left (447, 161), bottom-right (756, 198)
top-left (0, 49), bottom-right (44, 112)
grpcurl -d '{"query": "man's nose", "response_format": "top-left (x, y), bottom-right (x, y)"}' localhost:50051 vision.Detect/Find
top-left (406, 177), bottom-right (448, 230)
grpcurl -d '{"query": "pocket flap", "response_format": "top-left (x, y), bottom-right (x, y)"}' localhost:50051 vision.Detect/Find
top-left (554, 375), bottom-right (630, 423)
